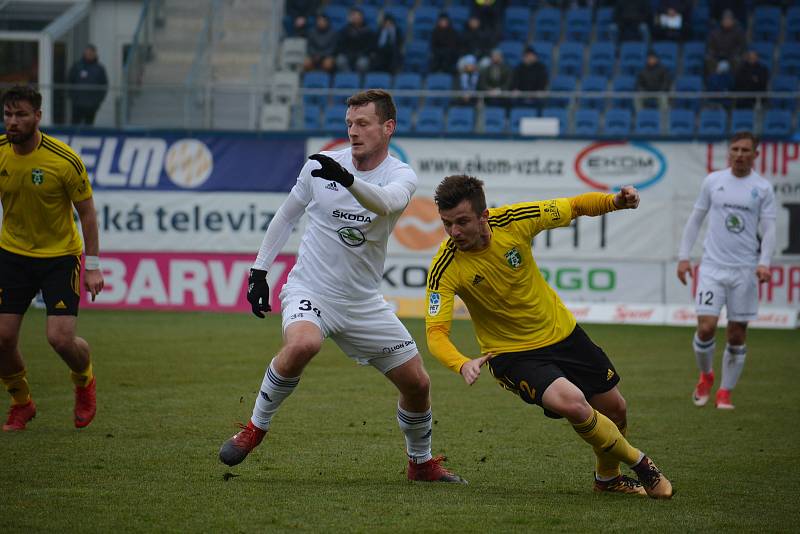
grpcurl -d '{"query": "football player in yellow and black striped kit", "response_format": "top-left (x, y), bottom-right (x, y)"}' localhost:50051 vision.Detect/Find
top-left (425, 174), bottom-right (673, 499)
top-left (0, 85), bottom-right (104, 431)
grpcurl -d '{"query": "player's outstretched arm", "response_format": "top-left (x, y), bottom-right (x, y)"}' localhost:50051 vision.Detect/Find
top-left (74, 197), bottom-right (104, 301)
top-left (568, 186), bottom-right (638, 219)
top-left (612, 185), bottom-right (640, 209)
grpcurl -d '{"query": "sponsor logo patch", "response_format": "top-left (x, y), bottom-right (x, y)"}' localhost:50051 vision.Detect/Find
top-left (337, 226), bottom-right (366, 247)
top-left (428, 292), bottom-right (441, 316)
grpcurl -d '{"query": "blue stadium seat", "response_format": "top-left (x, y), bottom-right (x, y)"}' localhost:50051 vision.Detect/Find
top-left (697, 108), bottom-right (727, 137)
top-left (604, 108), bottom-right (632, 137)
top-left (360, 5), bottom-right (379, 30)
top-left (483, 106), bottom-right (507, 134)
top-left (425, 72), bottom-right (453, 106)
top-left (332, 72), bottom-right (361, 103)
top-left (652, 41), bottom-right (678, 73)
top-left (752, 6), bottom-right (781, 42)
top-left (323, 104), bottom-right (347, 131)
top-left (445, 106), bottom-right (476, 133)
top-left (302, 71), bottom-right (330, 106)
top-left (634, 109), bottom-right (661, 135)
top-left (668, 109), bottom-right (695, 137)
top-left (730, 109), bottom-right (754, 133)
top-left (415, 106), bottom-right (445, 133)
top-left (588, 42), bottom-right (616, 77)
top-left (674, 75), bottom-right (703, 110)
top-left (498, 40), bottom-right (525, 68)
top-left (404, 41), bottom-right (430, 73)
top-left (574, 109), bottom-right (600, 136)
top-left (579, 75), bottom-right (608, 110)
top-left (382, 6), bottom-right (409, 35)
top-left (504, 6), bottom-right (531, 41)
top-left (303, 104), bottom-right (322, 129)
top-left (509, 107), bottom-right (539, 133)
top-left (770, 75), bottom-right (799, 110)
top-left (393, 72), bottom-right (422, 107)
top-left (392, 0), bottom-right (417, 6)
top-left (610, 74), bottom-right (635, 110)
top-left (395, 106), bottom-right (414, 134)
top-left (323, 6), bottom-right (348, 31)
top-left (446, 6), bottom-right (470, 31)
top-left (595, 7), bottom-right (615, 41)
top-left (691, 4), bottom-right (709, 40)
top-left (762, 109), bottom-right (793, 138)
top-left (542, 107), bottom-right (568, 134)
top-left (549, 75), bottom-right (577, 107)
top-left (619, 41), bottom-right (647, 76)
top-left (557, 41), bottom-right (584, 77)
top-left (530, 41), bottom-right (554, 71)
top-left (778, 43), bottom-right (800, 76)
top-left (786, 6), bottom-right (800, 42)
top-left (533, 7), bottom-right (561, 43)
top-left (364, 71), bottom-right (392, 90)
top-left (565, 8), bottom-right (592, 43)
top-left (750, 41), bottom-right (776, 70)
top-left (681, 41), bottom-right (706, 76)
top-left (412, 6), bottom-right (439, 41)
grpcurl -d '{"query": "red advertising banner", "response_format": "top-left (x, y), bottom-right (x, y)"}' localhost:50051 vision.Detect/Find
top-left (82, 252), bottom-right (295, 312)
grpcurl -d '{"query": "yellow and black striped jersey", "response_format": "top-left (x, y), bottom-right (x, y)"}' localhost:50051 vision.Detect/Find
top-left (426, 199), bottom-right (577, 369)
top-left (0, 132), bottom-right (92, 257)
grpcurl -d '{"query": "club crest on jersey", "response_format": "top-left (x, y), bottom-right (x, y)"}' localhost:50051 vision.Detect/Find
top-left (750, 187), bottom-right (758, 199)
top-left (31, 168), bottom-right (44, 185)
top-left (504, 247), bottom-right (522, 269)
top-left (725, 214), bottom-right (745, 233)
top-left (337, 226), bottom-right (366, 247)
top-left (428, 292), bottom-right (441, 316)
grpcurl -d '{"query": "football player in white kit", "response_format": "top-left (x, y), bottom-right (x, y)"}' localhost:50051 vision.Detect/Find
top-left (677, 131), bottom-right (776, 410)
top-left (219, 90), bottom-right (465, 483)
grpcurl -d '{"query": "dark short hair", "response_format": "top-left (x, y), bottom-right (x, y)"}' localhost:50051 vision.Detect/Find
top-left (434, 175), bottom-right (487, 215)
top-left (730, 130), bottom-right (759, 149)
top-left (2, 85), bottom-right (42, 111)
top-left (346, 89), bottom-right (396, 123)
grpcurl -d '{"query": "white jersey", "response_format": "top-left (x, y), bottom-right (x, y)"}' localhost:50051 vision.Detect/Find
top-left (694, 168), bottom-right (776, 268)
top-left (286, 148), bottom-right (417, 300)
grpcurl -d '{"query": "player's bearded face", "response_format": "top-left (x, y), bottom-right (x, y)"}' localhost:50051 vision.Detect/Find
top-left (728, 138), bottom-right (757, 177)
top-left (440, 200), bottom-right (487, 251)
top-left (3, 101), bottom-right (40, 145)
top-left (346, 103), bottom-right (391, 160)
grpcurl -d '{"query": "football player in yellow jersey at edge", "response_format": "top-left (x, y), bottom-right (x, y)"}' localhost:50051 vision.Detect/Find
top-left (425, 174), bottom-right (673, 499)
top-left (0, 85), bottom-right (104, 431)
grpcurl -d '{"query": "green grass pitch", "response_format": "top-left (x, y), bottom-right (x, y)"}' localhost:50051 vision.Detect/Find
top-left (2, 309), bottom-right (799, 532)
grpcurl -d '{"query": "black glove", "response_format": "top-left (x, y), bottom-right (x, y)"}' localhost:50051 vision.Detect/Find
top-left (247, 268), bottom-right (271, 318)
top-left (308, 154), bottom-right (354, 187)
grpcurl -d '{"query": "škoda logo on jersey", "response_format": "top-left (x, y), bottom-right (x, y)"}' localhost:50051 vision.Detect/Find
top-left (31, 168), bottom-right (44, 185)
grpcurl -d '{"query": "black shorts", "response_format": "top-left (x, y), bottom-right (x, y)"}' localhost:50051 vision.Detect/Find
top-left (487, 325), bottom-right (620, 419)
top-left (0, 248), bottom-right (81, 316)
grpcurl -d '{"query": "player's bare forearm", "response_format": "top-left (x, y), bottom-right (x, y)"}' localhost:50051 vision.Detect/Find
top-left (75, 197), bottom-right (100, 256)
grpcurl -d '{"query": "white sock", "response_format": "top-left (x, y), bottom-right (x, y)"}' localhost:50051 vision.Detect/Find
top-left (693, 332), bottom-right (716, 374)
top-left (251, 358), bottom-right (299, 431)
top-left (397, 404), bottom-right (433, 464)
top-left (720, 344), bottom-right (746, 390)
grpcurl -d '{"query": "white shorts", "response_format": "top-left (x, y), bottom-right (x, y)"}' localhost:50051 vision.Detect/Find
top-left (279, 284), bottom-right (418, 374)
top-left (695, 264), bottom-right (758, 322)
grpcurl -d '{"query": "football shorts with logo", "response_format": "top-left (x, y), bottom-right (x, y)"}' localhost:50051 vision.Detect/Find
top-left (694, 264), bottom-right (758, 322)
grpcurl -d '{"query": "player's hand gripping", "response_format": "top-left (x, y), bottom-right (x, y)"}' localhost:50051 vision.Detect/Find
top-left (460, 354), bottom-right (492, 385)
top-left (676, 260), bottom-right (692, 285)
top-left (247, 268), bottom-right (271, 318)
top-left (613, 185), bottom-right (640, 209)
top-left (308, 154), bottom-right (354, 187)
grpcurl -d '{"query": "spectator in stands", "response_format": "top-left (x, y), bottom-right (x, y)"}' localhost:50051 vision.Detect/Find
top-left (612, 0), bottom-right (652, 43)
top-left (733, 50), bottom-right (770, 109)
top-left (653, 0), bottom-right (690, 41)
top-left (285, 0), bottom-right (320, 37)
top-left (470, 0), bottom-right (504, 43)
top-left (335, 8), bottom-right (376, 73)
top-left (512, 47), bottom-right (549, 112)
top-left (371, 14), bottom-right (403, 74)
top-left (67, 44), bottom-right (108, 126)
top-left (430, 13), bottom-right (461, 75)
top-left (303, 14), bottom-right (337, 73)
top-left (478, 49), bottom-right (513, 108)
top-left (454, 54), bottom-right (481, 106)
top-left (636, 51), bottom-right (672, 108)
top-left (705, 10), bottom-right (746, 77)
top-left (460, 16), bottom-right (494, 69)
top-left (710, 0), bottom-right (748, 30)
